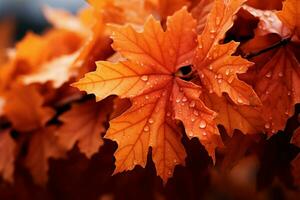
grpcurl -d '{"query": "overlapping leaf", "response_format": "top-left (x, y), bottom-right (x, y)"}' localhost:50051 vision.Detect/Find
top-left (56, 99), bottom-right (113, 158)
top-left (74, 8), bottom-right (223, 183)
top-left (4, 85), bottom-right (55, 132)
top-left (0, 129), bottom-right (16, 183)
top-left (194, 0), bottom-right (261, 106)
top-left (25, 127), bottom-right (67, 185)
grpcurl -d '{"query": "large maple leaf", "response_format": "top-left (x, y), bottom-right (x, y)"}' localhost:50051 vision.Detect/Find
top-left (0, 129), bottom-right (16, 183)
top-left (194, 0), bottom-right (261, 106)
top-left (73, 7), bottom-right (222, 183)
top-left (56, 99), bottom-right (113, 158)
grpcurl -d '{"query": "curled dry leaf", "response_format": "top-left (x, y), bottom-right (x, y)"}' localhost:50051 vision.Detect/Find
top-left (56, 99), bottom-right (113, 158)
top-left (4, 85), bottom-right (55, 132)
top-left (74, 8), bottom-right (223, 183)
top-left (194, 0), bottom-right (261, 106)
top-left (277, 0), bottom-right (300, 42)
top-left (25, 127), bottom-right (67, 185)
top-left (0, 129), bottom-right (16, 183)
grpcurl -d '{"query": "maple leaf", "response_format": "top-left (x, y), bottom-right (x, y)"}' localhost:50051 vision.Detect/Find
top-left (56, 99), bottom-right (113, 158)
top-left (242, 5), bottom-right (291, 38)
top-left (25, 127), bottom-right (67, 185)
top-left (73, 8), bottom-right (222, 183)
top-left (15, 30), bottom-right (83, 74)
top-left (21, 51), bottom-right (80, 88)
top-left (4, 85), bottom-right (55, 132)
top-left (194, 0), bottom-right (261, 106)
top-left (43, 6), bottom-right (91, 36)
top-left (0, 129), bottom-right (16, 183)
top-left (202, 92), bottom-right (265, 136)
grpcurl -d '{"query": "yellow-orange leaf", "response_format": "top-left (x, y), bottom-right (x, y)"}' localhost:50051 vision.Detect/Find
top-left (4, 85), bottom-right (55, 132)
top-left (56, 99), bottom-right (113, 158)
top-left (0, 129), bottom-right (16, 183)
top-left (25, 127), bottom-right (67, 185)
top-left (194, 0), bottom-right (261, 106)
top-left (74, 8), bottom-right (222, 183)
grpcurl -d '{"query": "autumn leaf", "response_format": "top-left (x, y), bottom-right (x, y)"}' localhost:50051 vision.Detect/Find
top-left (277, 0), bottom-right (300, 41)
top-left (73, 7), bottom-right (222, 183)
top-left (25, 127), bottom-right (67, 185)
top-left (202, 92), bottom-right (265, 136)
top-left (242, 4), bottom-right (291, 38)
top-left (56, 99), bottom-right (113, 158)
top-left (4, 85), bottom-right (55, 132)
top-left (21, 51), bottom-right (80, 88)
top-left (194, 0), bottom-right (261, 106)
top-left (0, 129), bottom-right (16, 183)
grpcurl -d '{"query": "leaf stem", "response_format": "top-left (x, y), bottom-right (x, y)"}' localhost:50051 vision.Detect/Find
top-left (244, 37), bottom-right (291, 59)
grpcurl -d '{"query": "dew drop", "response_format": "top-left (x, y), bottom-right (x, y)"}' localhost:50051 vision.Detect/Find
top-left (218, 79), bottom-right (222, 84)
top-left (141, 75), bottom-right (148, 81)
top-left (210, 29), bottom-right (216, 33)
top-left (278, 72), bottom-right (283, 77)
top-left (225, 69), bottom-right (230, 75)
top-left (199, 43), bottom-right (203, 49)
top-left (193, 110), bottom-right (199, 116)
top-left (189, 101), bottom-right (196, 108)
top-left (287, 91), bottom-right (291, 96)
top-left (202, 131), bottom-right (207, 136)
top-left (209, 89), bottom-right (213, 94)
top-left (182, 96), bottom-right (187, 102)
top-left (148, 118), bottom-right (154, 124)
top-left (166, 112), bottom-right (171, 117)
top-left (209, 65), bottom-right (213, 70)
top-left (176, 97), bottom-right (181, 103)
top-left (199, 120), bottom-right (207, 129)
top-left (265, 71), bottom-right (272, 78)
top-left (145, 95), bottom-right (149, 100)
top-left (217, 74), bottom-right (223, 79)
top-left (143, 125), bottom-right (150, 132)
top-left (264, 123), bottom-right (270, 129)
top-left (191, 117), bottom-right (195, 122)
top-left (237, 97), bottom-right (243, 104)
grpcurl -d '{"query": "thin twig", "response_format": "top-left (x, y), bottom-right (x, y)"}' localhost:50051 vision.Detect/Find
top-left (244, 37), bottom-right (291, 59)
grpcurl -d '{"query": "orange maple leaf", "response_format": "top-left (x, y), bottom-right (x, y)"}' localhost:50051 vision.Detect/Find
top-left (194, 0), bottom-right (261, 106)
top-left (73, 8), bottom-right (222, 183)
top-left (25, 127), bottom-right (67, 185)
top-left (4, 85), bottom-right (55, 132)
top-left (0, 129), bottom-right (16, 183)
top-left (56, 99), bottom-right (113, 158)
